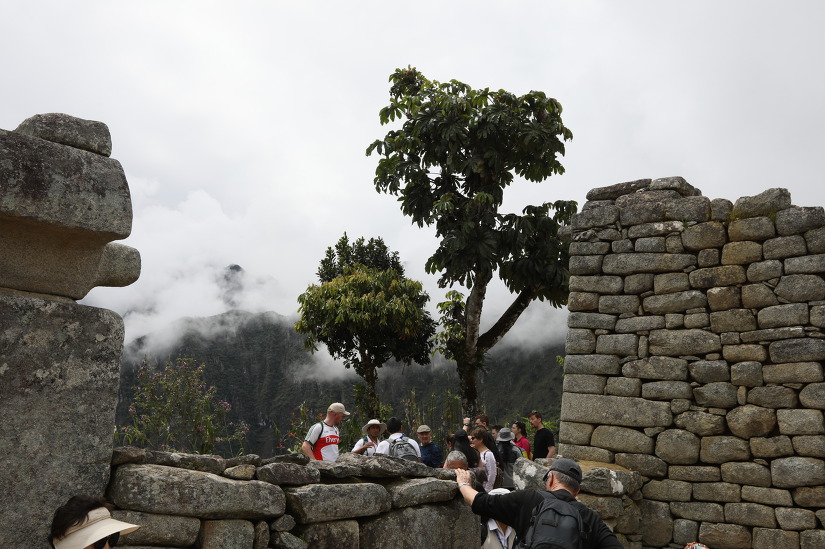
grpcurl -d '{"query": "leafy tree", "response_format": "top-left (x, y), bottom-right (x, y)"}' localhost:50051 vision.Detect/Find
top-left (118, 359), bottom-right (248, 455)
top-left (296, 234), bottom-right (436, 417)
top-left (367, 67), bottom-right (577, 416)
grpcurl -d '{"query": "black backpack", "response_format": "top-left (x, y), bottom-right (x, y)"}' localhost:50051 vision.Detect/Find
top-left (516, 492), bottom-right (584, 549)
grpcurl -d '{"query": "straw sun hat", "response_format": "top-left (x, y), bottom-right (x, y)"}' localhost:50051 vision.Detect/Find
top-left (53, 506), bottom-right (139, 549)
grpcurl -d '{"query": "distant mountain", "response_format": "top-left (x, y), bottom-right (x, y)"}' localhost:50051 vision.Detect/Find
top-left (118, 310), bottom-right (565, 456)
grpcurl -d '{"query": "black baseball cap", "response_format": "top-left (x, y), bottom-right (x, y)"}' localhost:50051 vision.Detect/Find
top-left (544, 458), bottom-right (583, 484)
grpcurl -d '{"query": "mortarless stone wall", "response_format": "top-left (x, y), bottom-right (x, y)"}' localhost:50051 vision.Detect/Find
top-left (560, 178), bottom-right (825, 549)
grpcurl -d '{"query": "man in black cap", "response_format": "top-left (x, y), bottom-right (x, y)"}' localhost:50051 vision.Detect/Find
top-left (454, 458), bottom-right (622, 548)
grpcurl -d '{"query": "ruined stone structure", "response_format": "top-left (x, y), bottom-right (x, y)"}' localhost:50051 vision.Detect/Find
top-left (0, 114), bottom-right (140, 548)
top-left (561, 178), bottom-right (825, 549)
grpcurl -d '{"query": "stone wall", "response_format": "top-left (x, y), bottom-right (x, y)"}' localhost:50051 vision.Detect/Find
top-left (560, 178), bottom-right (825, 549)
top-left (0, 114), bottom-right (140, 548)
top-left (104, 448), bottom-right (642, 549)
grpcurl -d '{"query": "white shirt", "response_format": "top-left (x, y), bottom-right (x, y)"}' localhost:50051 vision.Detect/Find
top-left (482, 518), bottom-right (514, 549)
top-left (352, 436), bottom-right (380, 456)
top-left (480, 449), bottom-right (497, 492)
top-left (375, 432), bottom-right (421, 457)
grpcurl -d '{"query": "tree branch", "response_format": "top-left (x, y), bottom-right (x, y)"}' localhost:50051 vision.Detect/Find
top-left (475, 286), bottom-right (539, 356)
top-left (463, 271), bottom-right (492, 359)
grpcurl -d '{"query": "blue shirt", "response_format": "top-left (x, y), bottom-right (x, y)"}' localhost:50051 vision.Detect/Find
top-left (419, 442), bottom-right (443, 468)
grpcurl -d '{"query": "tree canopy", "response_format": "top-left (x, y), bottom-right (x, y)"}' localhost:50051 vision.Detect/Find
top-left (367, 68), bottom-right (577, 415)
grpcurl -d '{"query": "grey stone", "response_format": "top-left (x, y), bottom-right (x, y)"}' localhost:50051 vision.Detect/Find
top-left (271, 514), bottom-right (296, 532)
top-left (642, 479), bottom-right (692, 502)
top-left (730, 361), bottom-right (763, 386)
top-left (614, 453), bottom-right (668, 477)
top-left (668, 465), bottom-right (720, 482)
top-left (800, 383), bottom-right (825, 409)
top-left (580, 464), bottom-right (643, 496)
top-left (653, 272), bottom-right (690, 294)
top-left (305, 458), bottom-right (360, 479)
top-left (262, 454), bottom-right (310, 466)
top-left (622, 356), bottom-right (688, 380)
top-left (15, 112), bottom-right (112, 156)
top-left (143, 452), bottom-right (226, 475)
top-left (812, 304), bottom-right (825, 327)
top-left (748, 385), bottom-right (799, 408)
top-left (112, 510), bottom-right (201, 547)
top-left (742, 326), bottom-right (807, 343)
top-left (384, 477), bottom-right (456, 508)
top-left (785, 253), bottom-right (825, 274)
top-left (742, 283), bottom-right (780, 308)
top-left (109, 464), bottom-right (285, 519)
top-left (732, 189), bottom-right (791, 219)
top-left (638, 500), bottom-right (674, 547)
top-left (112, 446), bottom-right (148, 466)
top-left (294, 520), bottom-right (359, 549)
top-left (225, 454), bottom-right (262, 468)
top-left (802, 530), bottom-right (825, 549)
top-left (614, 315), bottom-right (666, 333)
top-left (649, 329), bottom-right (721, 355)
top-left (565, 328), bottom-right (596, 354)
top-left (643, 290), bottom-right (707, 314)
top-left (770, 338), bottom-right (825, 362)
top-left (775, 274), bottom-right (825, 302)
top-left (722, 240), bottom-right (763, 264)
top-left (556, 443), bottom-right (614, 462)
top-left (568, 311), bottom-right (618, 330)
top-left (725, 503), bottom-right (777, 529)
top-left (693, 382), bottom-right (738, 408)
top-left (692, 482), bottom-right (741, 502)
top-left (586, 179), bottom-right (653, 201)
top-left (271, 531), bottom-right (307, 549)
top-left (562, 373), bottom-right (606, 394)
top-left (711, 198), bottom-right (734, 221)
top-left (665, 312), bottom-right (685, 328)
top-left (224, 465), bottom-right (256, 480)
top-left (806, 226), bottom-right (825, 253)
top-left (650, 175), bottom-right (701, 196)
top-left (634, 236), bottom-right (666, 252)
top-left (698, 522), bottom-right (751, 549)
top-left (681, 221), bottom-right (727, 251)
top-left (642, 380), bottom-right (692, 400)
top-left (253, 519), bottom-right (269, 549)
top-left (612, 239), bottom-right (634, 253)
top-left (689, 265), bottom-right (747, 288)
top-left (700, 436), bottom-right (750, 463)
top-left (336, 453), bottom-right (435, 479)
top-left (793, 486), bottom-right (825, 507)
top-left (199, 520), bottom-right (254, 549)
top-left (684, 312), bottom-right (710, 328)
top-left (726, 405), bottom-right (777, 438)
top-left (595, 333), bottom-right (638, 356)
top-left (568, 275), bottom-right (624, 294)
top-left (605, 376), bottom-right (641, 397)
top-left (557, 422), bottom-right (594, 445)
top-left (707, 286), bottom-right (742, 311)
top-left (560, 393), bottom-right (673, 428)
top-left (792, 435), bottom-right (825, 457)
top-left (257, 462), bottom-right (320, 486)
top-left (598, 295), bottom-right (640, 314)
top-left (729, 217), bottom-right (778, 243)
top-left (777, 409), bottom-right (825, 435)
top-left (655, 429), bottom-right (700, 464)
top-left (284, 483), bottom-right (390, 523)
top-left (665, 195), bottom-right (711, 222)
top-left (675, 410), bottom-right (726, 436)
top-left (567, 292), bottom-right (600, 311)
top-left (571, 204), bottom-right (620, 229)
top-left (710, 309), bottom-right (757, 332)
top-left (723, 343), bottom-right (768, 363)
top-left (670, 501), bottom-right (724, 522)
top-left (564, 354), bottom-right (621, 375)
top-left (623, 273), bottom-right (654, 294)
top-left (747, 259), bottom-right (783, 282)
top-left (602, 253), bottom-right (696, 275)
top-left (771, 457), bottom-right (825, 488)
top-left (672, 519), bottom-right (699, 547)
top-left (764, 235), bottom-right (808, 259)
top-left (628, 220), bottom-right (687, 239)
top-left (620, 201), bottom-right (668, 225)
top-left (569, 255), bottom-right (604, 275)
top-left (721, 461), bottom-right (772, 487)
top-left (775, 507), bottom-right (818, 530)
top-left (569, 241), bottom-right (611, 255)
top-left (763, 362), bottom-right (823, 384)
top-left (750, 436), bottom-right (795, 459)
top-left (688, 359), bottom-right (730, 383)
top-left (698, 248), bottom-right (721, 267)
top-left (776, 206), bottom-right (825, 235)
top-left (752, 528), bottom-right (798, 549)
top-left (741, 485), bottom-right (794, 506)
top-left (591, 425), bottom-right (654, 454)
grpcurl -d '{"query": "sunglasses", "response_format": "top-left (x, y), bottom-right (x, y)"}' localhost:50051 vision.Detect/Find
top-left (93, 533), bottom-right (120, 549)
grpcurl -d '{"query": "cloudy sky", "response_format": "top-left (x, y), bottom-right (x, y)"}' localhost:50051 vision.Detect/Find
top-left (3, 1), bottom-right (824, 351)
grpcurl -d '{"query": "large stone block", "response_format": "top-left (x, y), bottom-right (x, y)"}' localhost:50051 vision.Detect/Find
top-left (802, 530), bottom-right (825, 549)
top-left (726, 405), bottom-right (777, 438)
top-left (642, 479), bottom-right (692, 502)
top-left (571, 204), bottom-right (619, 229)
top-left (693, 382), bottom-right (738, 408)
top-left (750, 436), bottom-right (794, 460)
top-left (732, 189), bottom-right (791, 219)
top-left (791, 435), bottom-right (825, 457)
top-left (775, 206), bottom-right (825, 235)
top-left (257, 462), bottom-right (320, 486)
top-left (793, 486), bottom-right (825, 507)
top-left (700, 436), bottom-right (750, 463)
top-left (710, 309), bottom-right (757, 333)
top-left (688, 359), bottom-right (730, 383)
top-left (614, 315), bottom-right (666, 333)
top-left (774, 274), bottom-right (825, 302)
top-left (752, 528), bottom-right (799, 549)
top-left (109, 464), bottom-right (285, 519)
top-left (729, 216), bottom-right (778, 241)
top-left (655, 429), bottom-right (700, 464)
top-left (741, 485), bottom-right (794, 506)
top-left (602, 253), bottom-right (696, 275)
top-left (800, 383), bottom-right (825, 409)
top-left (639, 500), bottom-right (673, 546)
top-left (0, 295), bottom-right (125, 548)
top-left (595, 333), bottom-right (638, 356)
top-left (668, 465), bottom-right (720, 482)
top-left (384, 478), bottom-right (456, 508)
top-left (692, 482), bottom-right (741, 503)
top-left (725, 503), bottom-right (777, 528)
top-left (689, 265), bottom-right (747, 288)
top-left (622, 356), bottom-right (688, 380)
top-left (757, 301), bottom-right (809, 327)
top-left (591, 426), bottom-right (654, 454)
top-left (721, 240), bottom-right (762, 264)
top-left (112, 510), bottom-right (201, 547)
top-left (294, 520), bottom-right (359, 549)
top-left (641, 380), bottom-right (692, 400)
top-left (771, 457), bottom-right (825, 488)
top-left (569, 275), bottom-right (624, 294)
top-left (643, 290), bottom-right (707, 314)
top-left (649, 329), bottom-right (721, 356)
top-left (614, 453), bottom-right (668, 477)
top-left (770, 338), bottom-right (825, 363)
top-left (670, 501), bottom-right (724, 522)
top-left (785, 253), bottom-right (825, 274)
top-left (358, 498), bottom-right (477, 549)
top-left (560, 393), bottom-right (672, 428)
top-left (568, 311), bottom-right (618, 330)
top-left (681, 221), bottom-right (727, 251)
top-left (564, 354), bottom-right (621, 375)
top-left (15, 112), bottom-right (113, 156)
top-left (747, 386), bottom-right (799, 409)
top-left (764, 235), bottom-right (807, 259)
top-left (284, 483), bottom-right (390, 523)
top-left (199, 520), bottom-right (255, 549)
top-left (777, 409), bottom-right (825, 435)
top-left (698, 522), bottom-right (752, 549)
top-left (775, 507), bottom-right (818, 530)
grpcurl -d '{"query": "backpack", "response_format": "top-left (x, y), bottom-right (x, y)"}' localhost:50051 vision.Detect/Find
top-left (516, 492), bottom-right (584, 549)
top-left (497, 442), bottom-right (522, 489)
top-left (388, 435), bottom-right (418, 461)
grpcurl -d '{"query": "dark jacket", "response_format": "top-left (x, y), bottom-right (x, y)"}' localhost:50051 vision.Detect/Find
top-left (471, 488), bottom-right (623, 549)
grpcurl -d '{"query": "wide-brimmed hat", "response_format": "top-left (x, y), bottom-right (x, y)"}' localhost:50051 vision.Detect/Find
top-left (362, 419), bottom-right (387, 435)
top-left (496, 427), bottom-right (515, 442)
top-left (328, 402), bottom-right (350, 416)
top-left (53, 507), bottom-right (140, 549)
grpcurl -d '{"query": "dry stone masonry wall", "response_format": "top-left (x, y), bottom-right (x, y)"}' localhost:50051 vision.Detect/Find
top-left (560, 177), bottom-right (825, 549)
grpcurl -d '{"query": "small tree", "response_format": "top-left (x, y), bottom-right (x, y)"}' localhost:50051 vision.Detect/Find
top-left (119, 359), bottom-right (248, 455)
top-left (367, 68), bottom-right (577, 416)
top-left (296, 234), bottom-right (436, 417)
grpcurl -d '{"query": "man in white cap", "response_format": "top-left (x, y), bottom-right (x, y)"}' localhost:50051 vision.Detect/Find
top-left (49, 495), bottom-right (140, 549)
top-left (301, 402), bottom-right (350, 461)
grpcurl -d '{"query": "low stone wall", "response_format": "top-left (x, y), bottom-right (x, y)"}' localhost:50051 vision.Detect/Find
top-left (107, 448), bottom-right (642, 549)
top-left (560, 178), bottom-right (825, 549)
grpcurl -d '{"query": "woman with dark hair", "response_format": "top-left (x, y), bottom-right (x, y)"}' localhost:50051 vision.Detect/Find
top-left (453, 428), bottom-right (480, 468)
top-left (511, 421), bottom-right (532, 459)
top-left (471, 425), bottom-right (497, 492)
top-left (50, 495), bottom-right (140, 549)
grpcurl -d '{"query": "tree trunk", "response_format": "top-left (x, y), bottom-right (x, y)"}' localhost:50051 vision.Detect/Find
top-left (357, 346), bottom-right (381, 419)
top-left (456, 357), bottom-right (481, 418)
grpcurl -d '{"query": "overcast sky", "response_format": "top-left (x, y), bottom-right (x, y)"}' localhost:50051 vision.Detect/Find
top-left (4, 1), bottom-right (824, 352)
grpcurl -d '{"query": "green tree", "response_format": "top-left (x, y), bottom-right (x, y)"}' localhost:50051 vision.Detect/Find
top-left (296, 234), bottom-right (436, 417)
top-left (367, 67), bottom-right (577, 416)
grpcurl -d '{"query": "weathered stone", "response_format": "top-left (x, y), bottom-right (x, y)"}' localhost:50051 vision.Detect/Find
top-left (567, 291), bottom-right (600, 311)
top-left (771, 457), bottom-right (825, 488)
top-left (649, 329), bottom-right (721, 355)
top-left (562, 374), bottom-right (606, 394)
top-left (262, 454), bottom-right (310, 466)
top-left (225, 454), bottom-right (262, 468)
top-left (722, 240), bottom-right (762, 264)
top-left (693, 382), bottom-right (738, 408)
top-left (688, 360), bottom-right (730, 383)
top-left (711, 198), bottom-right (733, 221)
top-left (770, 338), bottom-right (825, 363)
top-left (512, 458), bottom-right (550, 491)
top-left (580, 463), bottom-right (643, 496)
top-left (665, 195), bottom-right (711, 222)
top-left (729, 216), bottom-right (778, 242)
top-left (284, 483), bottom-right (390, 523)
top-left (605, 377), bottom-right (641, 397)
top-left (742, 283), bottom-right (780, 308)
top-left (623, 273), bottom-right (654, 294)
top-left (655, 429), bottom-right (700, 464)
top-left (639, 500), bottom-right (674, 546)
top-left (586, 179), bottom-right (652, 201)
top-left (689, 265), bottom-right (747, 288)
top-left (271, 514), bottom-right (296, 532)
top-left (569, 241), bottom-right (611, 255)
top-left (764, 362), bottom-right (823, 384)
top-left (653, 272), bottom-right (690, 294)
top-left (336, 453), bottom-right (435, 478)
top-left (306, 458), bottom-right (360, 479)
top-left (698, 522), bottom-right (751, 549)
top-left (271, 531), bottom-right (307, 549)
top-left (800, 383), bottom-right (825, 409)
top-left (776, 206), bottom-right (825, 235)
top-left (741, 485), bottom-right (794, 506)
top-left (112, 446), bottom-right (148, 466)
top-left (612, 238), bottom-right (634, 253)
top-left (620, 199), bottom-right (671, 225)
top-left (603, 253), bottom-right (696, 275)
top-left (569, 255), bottom-right (604, 275)
top-left (775, 507), bottom-right (818, 530)
top-left (698, 248), bottom-right (721, 267)
top-left (642, 381), bottom-right (692, 400)
top-left (565, 328), bottom-right (596, 354)
top-left (622, 356), bottom-right (688, 380)
top-left (700, 436), bottom-right (750, 463)
top-left (807, 226), bottom-right (825, 253)
top-left (812, 304), bottom-right (825, 327)
top-left (692, 482), bottom-right (741, 502)
top-left (595, 334), bottom-right (638, 356)
top-left (591, 426), bottom-right (653, 454)
top-left (614, 453), bottom-right (668, 477)
top-left (750, 436), bottom-right (795, 459)
top-left (710, 309), bottom-right (757, 333)
top-left (558, 422), bottom-right (594, 445)
top-left (747, 259), bottom-right (783, 282)
top-left (705, 287), bottom-right (740, 312)
top-left (681, 221), bottom-right (727, 251)
top-left (628, 220), bottom-right (686, 238)
top-left (775, 274), bottom-right (825, 302)
top-left (723, 343), bottom-right (767, 362)
top-left (764, 235), bottom-right (808, 259)
top-left (668, 465), bottom-right (720, 482)
top-left (568, 311), bottom-right (618, 330)
top-left (752, 528), bottom-right (799, 549)
top-left (684, 312), bottom-right (710, 328)
top-left (109, 464), bottom-right (285, 519)
top-left (725, 502), bottom-right (777, 528)
top-left (748, 385), bottom-right (799, 408)
top-left (742, 326), bottom-right (806, 343)
top-left (777, 409), bottom-right (825, 435)
top-left (634, 236), bottom-right (666, 252)
top-left (294, 520), bottom-right (359, 549)
top-left (568, 275), bottom-right (624, 294)
top-left (730, 361), bottom-right (763, 386)
top-left (614, 315), bottom-right (666, 333)
top-left (732, 189), bottom-right (791, 219)
top-left (112, 510), bottom-right (201, 547)
top-left (358, 498), bottom-right (478, 549)
top-left (571, 204), bottom-right (620, 229)
top-left (673, 519), bottom-right (699, 547)
top-left (650, 176), bottom-right (701, 196)
top-left (598, 295), bottom-right (640, 314)
top-left (793, 486), bottom-right (825, 507)
top-left (642, 479), bottom-right (692, 501)
top-left (560, 393), bottom-right (672, 428)
top-left (257, 462), bottom-right (320, 486)
top-left (675, 411), bottom-right (726, 436)
top-left (670, 501), bottom-right (724, 522)
top-left (15, 112), bottom-right (113, 156)
top-left (802, 530), bottom-right (825, 549)
top-left (224, 464), bottom-right (256, 480)
top-left (726, 405), bottom-right (777, 438)
top-left (564, 354), bottom-right (621, 375)
top-left (785, 254), bottom-right (825, 275)
top-left (643, 290), bottom-right (707, 314)
top-left (384, 478), bottom-right (456, 508)
top-left (556, 443), bottom-right (614, 462)
top-left (791, 435), bottom-right (825, 457)
top-left (253, 519), bottom-right (269, 549)
top-left (199, 520), bottom-right (254, 549)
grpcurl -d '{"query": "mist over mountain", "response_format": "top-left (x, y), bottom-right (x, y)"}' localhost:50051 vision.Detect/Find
top-left (118, 309), bottom-right (565, 456)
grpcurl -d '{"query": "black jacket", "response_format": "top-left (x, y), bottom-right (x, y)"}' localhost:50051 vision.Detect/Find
top-left (471, 488), bottom-right (623, 549)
